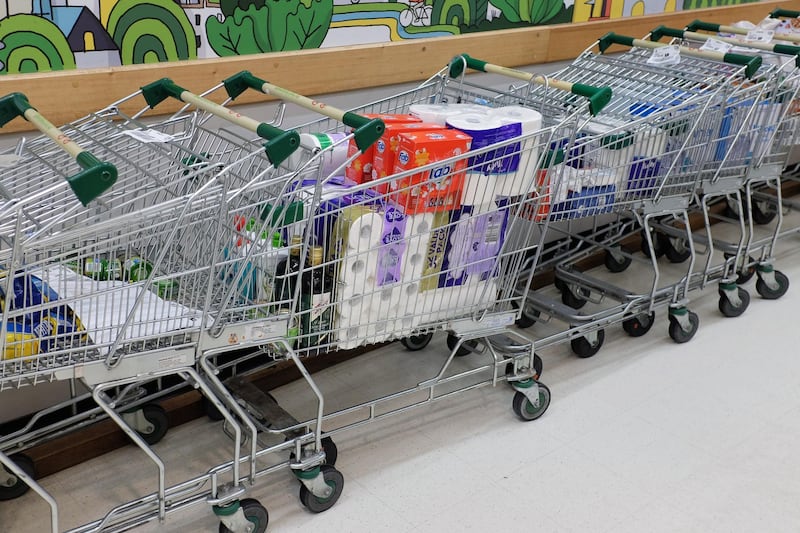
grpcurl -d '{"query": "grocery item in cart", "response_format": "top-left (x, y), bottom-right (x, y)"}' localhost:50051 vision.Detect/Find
top-left (370, 121), bottom-right (446, 191)
top-left (389, 129), bottom-right (472, 214)
top-left (345, 113), bottom-right (421, 183)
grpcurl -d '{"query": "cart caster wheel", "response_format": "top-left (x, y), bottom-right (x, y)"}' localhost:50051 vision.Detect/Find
top-left (505, 354), bottom-right (544, 380)
top-left (570, 329), bottom-right (604, 358)
top-left (137, 404), bottom-right (169, 445)
top-left (756, 270), bottom-right (789, 300)
top-left (511, 383), bottom-right (551, 421)
top-left (0, 454), bottom-right (36, 501)
top-left (203, 396), bottom-right (225, 421)
top-left (604, 247), bottom-right (632, 273)
top-left (218, 498), bottom-right (269, 533)
top-left (668, 310), bottom-right (699, 344)
top-left (299, 465), bottom-right (344, 513)
top-left (640, 228), bottom-right (665, 258)
top-left (560, 285), bottom-right (588, 309)
top-left (725, 254), bottom-right (757, 285)
top-left (446, 334), bottom-right (478, 357)
top-left (510, 301), bottom-right (539, 328)
top-left (622, 312), bottom-right (655, 337)
top-left (292, 435), bottom-right (338, 466)
top-left (400, 332), bottom-right (433, 351)
top-left (662, 234), bottom-right (691, 263)
top-left (718, 286), bottom-right (750, 318)
top-left (751, 198), bottom-right (778, 225)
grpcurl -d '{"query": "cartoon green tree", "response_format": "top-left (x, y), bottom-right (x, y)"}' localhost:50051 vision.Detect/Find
top-left (107, 0), bottom-right (197, 65)
top-left (491, 0), bottom-right (564, 24)
top-left (207, 0), bottom-right (333, 56)
top-left (0, 15), bottom-right (76, 74)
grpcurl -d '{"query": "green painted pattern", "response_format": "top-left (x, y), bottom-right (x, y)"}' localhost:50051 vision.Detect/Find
top-left (107, 0), bottom-right (196, 64)
top-left (0, 15), bottom-right (75, 74)
top-left (121, 20), bottom-right (178, 64)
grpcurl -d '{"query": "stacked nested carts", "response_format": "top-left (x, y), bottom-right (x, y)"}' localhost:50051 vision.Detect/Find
top-left (1, 9), bottom-right (799, 533)
top-left (502, 29), bottom-right (798, 357)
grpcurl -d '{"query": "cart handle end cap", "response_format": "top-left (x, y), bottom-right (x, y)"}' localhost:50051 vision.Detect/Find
top-left (71, 152), bottom-right (118, 206)
top-left (448, 54), bottom-right (487, 78)
top-left (598, 32), bottom-right (635, 54)
top-left (770, 8), bottom-right (800, 19)
top-left (141, 78), bottom-right (184, 109)
top-left (650, 25), bottom-right (684, 42)
top-left (343, 113), bottom-right (385, 152)
top-left (260, 127), bottom-right (300, 167)
top-left (723, 53), bottom-right (762, 79)
top-left (223, 70), bottom-right (263, 100)
top-left (685, 20), bottom-right (720, 33)
top-left (0, 92), bottom-right (33, 128)
top-left (572, 84), bottom-right (612, 116)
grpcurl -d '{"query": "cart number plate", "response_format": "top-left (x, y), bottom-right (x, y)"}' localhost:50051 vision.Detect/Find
top-left (700, 38), bottom-right (732, 53)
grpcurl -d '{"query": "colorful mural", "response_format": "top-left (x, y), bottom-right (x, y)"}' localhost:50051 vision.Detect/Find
top-left (0, 0), bottom-right (760, 74)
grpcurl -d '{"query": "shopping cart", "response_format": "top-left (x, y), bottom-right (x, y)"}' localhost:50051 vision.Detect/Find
top-left (0, 60), bottom-right (612, 531)
top-left (0, 84), bottom-right (305, 505)
top-left (487, 34), bottom-right (769, 355)
top-left (648, 25), bottom-right (800, 309)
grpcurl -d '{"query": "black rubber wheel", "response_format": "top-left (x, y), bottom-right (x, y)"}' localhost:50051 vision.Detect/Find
top-left (718, 287), bottom-right (750, 318)
top-left (511, 301), bottom-right (539, 329)
top-left (668, 311), bottom-right (700, 344)
top-left (756, 270), bottom-right (789, 300)
top-left (203, 396), bottom-right (225, 422)
top-left (511, 383), bottom-right (551, 421)
top-left (400, 332), bottom-right (433, 351)
top-left (292, 435), bottom-right (338, 467)
top-left (751, 198), bottom-right (778, 225)
top-left (446, 334), bottom-right (478, 357)
top-left (725, 254), bottom-right (757, 285)
top-left (0, 454), bottom-right (35, 501)
top-left (604, 248), bottom-right (632, 273)
top-left (570, 329), bottom-right (605, 358)
top-left (299, 465), bottom-right (344, 513)
top-left (138, 404), bottom-right (169, 445)
top-left (505, 354), bottom-right (544, 380)
top-left (560, 285), bottom-right (588, 309)
top-left (663, 234), bottom-right (691, 263)
top-left (622, 312), bottom-right (655, 337)
top-left (640, 228), bottom-right (665, 258)
top-left (218, 498), bottom-right (269, 533)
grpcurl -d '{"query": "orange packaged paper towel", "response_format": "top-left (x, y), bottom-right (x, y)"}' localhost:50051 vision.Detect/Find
top-left (371, 121), bottom-right (446, 193)
top-left (389, 129), bottom-right (472, 215)
top-left (344, 114), bottom-right (421, 184)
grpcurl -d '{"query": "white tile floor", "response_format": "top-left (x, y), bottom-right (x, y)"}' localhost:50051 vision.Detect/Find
top-left (3, 218), bottom-right (800, 533)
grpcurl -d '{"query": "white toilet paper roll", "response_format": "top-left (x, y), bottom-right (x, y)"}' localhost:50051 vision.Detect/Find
top-left (409, 103), bottom-right (469, 126)
top-left (400, 281), bottom-right (423, 314)
top-left (489, 106), bottom-right (544, 197)
top-left (374, 285), bottom-right (402, 316)
top-left (337, 289), bottom-right (376, 319)
top-left (345, 210), bottom-right (384, 252)
top-left (461, 172), bottom-right (498, 208)
top-left (338, 251), bottom-right (379, 283)
top-left (402, 235), bottom-right (429, 282)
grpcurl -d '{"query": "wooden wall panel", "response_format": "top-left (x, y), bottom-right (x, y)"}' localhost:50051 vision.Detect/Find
top-left (0, 0), bottom-right (798, 133)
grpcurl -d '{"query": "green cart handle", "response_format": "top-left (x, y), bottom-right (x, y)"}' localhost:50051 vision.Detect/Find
top-left (447, 54), bottom-right (612, 116)
top-left (598, 32), bottom-right (762, 79)
top-left (140, 78), bottom-right (300, 167)
top-left (770, 8), bottom-right (800, 19)
top-left (650, 25), bottom-right (800, 68)
top-left (222, 71), bottom-right (385, 153)
top-left (686, 19), bottom-right (800, 45)
top-left (0, 92), bottom-right (117, 206)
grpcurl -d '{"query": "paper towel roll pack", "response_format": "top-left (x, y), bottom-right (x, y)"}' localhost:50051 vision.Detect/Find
top-left (345, 114), bottom-right (421, 184)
